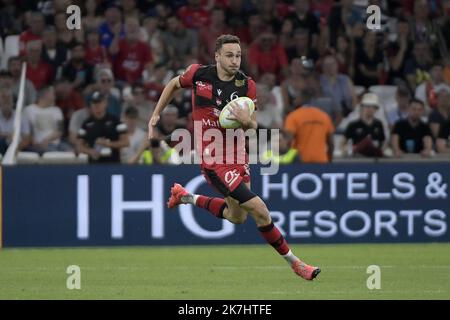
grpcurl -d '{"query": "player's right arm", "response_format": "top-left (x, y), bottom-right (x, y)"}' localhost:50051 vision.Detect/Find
top-left (148, 76), bottom-right (182, 139)
top-left (148, 64), bottom-right (200, 139)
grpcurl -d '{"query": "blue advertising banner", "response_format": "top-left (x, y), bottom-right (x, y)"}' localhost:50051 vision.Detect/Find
top-left (2, 163), bottom-right (449, 247)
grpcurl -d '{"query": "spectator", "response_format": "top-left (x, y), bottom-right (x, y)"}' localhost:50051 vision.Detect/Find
top-left (8, 56), bottom-right (37, 107)
top-left (287, 0), bottom-right (319, 47)
top-left (68, 104), bottom-right (90, 150)
top-left (436, 118), bottom-right (450, 154)
top-left (23, 86), bottom-right (69, 153)
top-left (386, 85), bottom-right (411, 129)
top-left (178, 0), bottom-right (211, 30)
top-left (328, 0), bottom-right (364, 48)
top-left (391, 98), bottom-right (433, 157)
top-left (156, 105), bottom-right (185, 139)
top-left (199, 7), bottom-right (232, 64)
top-left (99, 4), bottom-right (125, 49)
top-left (141, 16), bottom-right (166, 65)
top-left (225, 0), bottom-right (254, 36)
top-left (408, 0), bottom-right (442, 58)
top-left (81, 0), bottom-right (103, 31)
top-left (0, 0), bottom-right (22, 38)
top-left (121, 106), bottom-right (146, 163)
top-left (281, 57), bottom-right (309, 114)
top-left (301, 67), bottom-right (342, 125)
top-left (428, 86), bottom-right (450, 139)
top-left (341, 93), bottom-right (386, 157)
top-left (121, 0), bottom-right (141, 20)
top-left (88, 68), bottom-right (122, 118)
top-left (404, 42), bottom-right (434, 92)
top-left (235, 13), bottom-right (267, 46)
top-left (256, 0), bottom-right (283, 34)
top-left (415, 63), bottom-right (450, 110)
top-left (110, 17), bottom-right (153, 85)
top-left (354, 31), bottom-right (383, 88)
top-left (54, 78), bottom-right (85, 134)
top-left (41, 26), bottom-right (68, 73)
top-left (334, 34), bottom-right (355, 77)
top-left (285, 28), bottom-right (319, 63)
top-left (0, 89), bottom-right (31, 155)
top-left (123, 82), bottom-right (155, 131)
top-left (129, 138), bottom-right (182, 165)
top-left (260, 129), bottom-right (299, 164)
top-left (284, 102), bottom-right (335, 163)
top-left (386, 18), bottom-right (412, 85)
top-left (61, 43), bottom-right (95, 91)
top-left (163, 16), bottom-right (199, 71)
top-left (54, 12), bottom-right (83, 47)
top-left (256, 83), bottom-right (283, 129)
top-left (25, 40), bottom-right (54, 90)
top-left (144, 63), bottom-right (168, 102)
top-left (85, 30), bottom-right (110, 68)
top-left (19, 11), bottom-right (45, 56)
top-left (248, 30), bottom-right (289, 82)
top-left (77, 91), bottom-right (129, 163)
top-left (320, 54), bottom-right (357, 117)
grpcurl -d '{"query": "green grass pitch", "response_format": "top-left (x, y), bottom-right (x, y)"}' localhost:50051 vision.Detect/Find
top-left (0, 243), bottom-right (449, 299)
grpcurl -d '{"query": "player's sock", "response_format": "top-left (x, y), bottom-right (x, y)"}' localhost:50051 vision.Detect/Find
top-left (182, 194), bottom-right (227, 219)
top-left (258, 222), bottom-right (298, 264)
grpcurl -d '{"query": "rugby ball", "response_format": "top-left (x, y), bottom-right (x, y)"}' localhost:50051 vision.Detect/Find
top-left (219, 96), bottom-right (255, 129)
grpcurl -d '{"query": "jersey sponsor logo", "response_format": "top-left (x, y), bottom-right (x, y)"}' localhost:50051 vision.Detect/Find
top-left (202, 118), bottom-right (220, 128)
top-left (224, 169), bottom-right (240, 187)
top-left (195, 81), bottom-right (213, 99)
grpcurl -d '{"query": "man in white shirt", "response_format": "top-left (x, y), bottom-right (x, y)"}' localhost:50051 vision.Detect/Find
top-left (23, 86), bottom-right (71, 153)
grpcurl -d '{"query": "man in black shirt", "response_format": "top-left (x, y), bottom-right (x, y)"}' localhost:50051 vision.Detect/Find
top-left (77, 91), bottom-right (129, 163)
top-left (391, 98), bottom-right (432, 157)
top-left (342, 93), bottom-right (386, 157)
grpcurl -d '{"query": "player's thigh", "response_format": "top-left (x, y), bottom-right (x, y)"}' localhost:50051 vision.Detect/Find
top-left (225, 196), bottom-right (248, 218)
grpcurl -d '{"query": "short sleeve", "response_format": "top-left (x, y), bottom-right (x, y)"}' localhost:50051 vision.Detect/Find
top-left (116, 122), bottom-right (128, 134)
top-left (284, 112), bottom-right (297, 135)
top-left (326, 114), bottom-right (335, 134)
top-left (247, 78), bottom-right (258, 110)
top-left (179, 64), bottom-right (201, 88)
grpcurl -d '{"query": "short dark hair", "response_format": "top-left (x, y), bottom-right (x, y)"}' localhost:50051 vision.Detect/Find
top-left (215, 34), bottom-right (240, 52)
top-left (409, 98), bottom-right (425, 107)
top-left (124, 106), bottom-right (139, 118)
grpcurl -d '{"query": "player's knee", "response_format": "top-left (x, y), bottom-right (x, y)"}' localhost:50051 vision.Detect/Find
top-left (245, 198), bottom-right (270, 223)
top-left (230, 214), bottom-right (247, 224)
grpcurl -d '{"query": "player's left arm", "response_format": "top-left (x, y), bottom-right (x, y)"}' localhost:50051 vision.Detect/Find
top-left (242, 78), bottom-right (258, 130)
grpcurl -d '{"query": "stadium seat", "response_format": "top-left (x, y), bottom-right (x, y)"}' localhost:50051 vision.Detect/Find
top-left (333, 134), bottom-right (344, 158)
top-left (41, 151), bottom-right (78, 164)
top-left (77, 153), bottom-right (89, 163)
top-left (16, 151), bottom-right (40, 164)
top-left (1, 35), bottom-right (20, 70)
top-left (368, 85), bottom-right (397, 111)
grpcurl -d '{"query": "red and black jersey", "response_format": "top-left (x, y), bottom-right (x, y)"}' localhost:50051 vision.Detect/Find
top-left (179, 64), bottom-right (257, 168)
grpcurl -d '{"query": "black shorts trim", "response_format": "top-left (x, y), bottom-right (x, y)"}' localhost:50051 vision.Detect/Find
top-left (229, 181), bottom-right (257, 204)
top-left (203, 168), bottom-right (231, 197)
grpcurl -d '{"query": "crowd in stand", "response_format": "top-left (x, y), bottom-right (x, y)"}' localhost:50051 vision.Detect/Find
top-left (1, 0), bottom-right (450, 164)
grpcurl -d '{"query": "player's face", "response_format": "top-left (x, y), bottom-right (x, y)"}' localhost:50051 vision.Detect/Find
top-left (216, 43), bottom-right (241, 76)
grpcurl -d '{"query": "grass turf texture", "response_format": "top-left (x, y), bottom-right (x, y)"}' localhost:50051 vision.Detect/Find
top-left (0, 243), bottom-right (449, 299)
